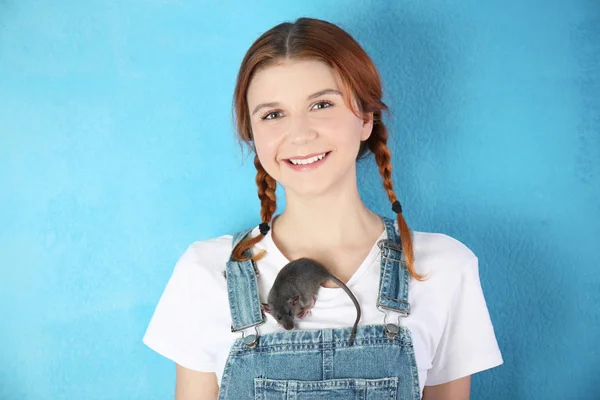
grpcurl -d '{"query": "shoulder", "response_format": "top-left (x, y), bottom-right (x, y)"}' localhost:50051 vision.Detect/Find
top-left (408, 231), bottom-right (480, 308)
top-left (169, 227), bottom-right (264, 291)
top-left (181, 234), bottom-right (236, 272)
top-left (181, 225), bottom-right (260, 269)
top-left (412, 230), bottom-right (478, 276)
top-left (158, 234), bottom-right (238, 302)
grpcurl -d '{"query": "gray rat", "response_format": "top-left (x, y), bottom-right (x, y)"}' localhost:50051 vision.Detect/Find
top-left (261, 257), bottom-right (362, 345)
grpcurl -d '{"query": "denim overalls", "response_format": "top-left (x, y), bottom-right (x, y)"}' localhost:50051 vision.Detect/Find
top-left (218, 215), bottom-right (421, 399)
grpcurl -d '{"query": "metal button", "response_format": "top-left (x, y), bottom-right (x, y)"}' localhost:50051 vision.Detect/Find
top-left (244, 334), bottom-right (258, 349)
top-left (385, 323), bottom-right (400, 340)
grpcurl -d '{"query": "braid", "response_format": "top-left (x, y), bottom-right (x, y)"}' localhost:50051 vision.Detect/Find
top-left (368, 125), bottom-right (425, 281)
top-left (255, 155), bottom-right (277, 226)
top-left (232, 155), bottom-right (277, 262)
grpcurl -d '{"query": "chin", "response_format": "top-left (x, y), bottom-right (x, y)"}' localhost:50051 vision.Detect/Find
top-left (282, 176), bottom-right (333, 193)
top-left (279, 163), bottom-right (355, 197)
top-left (290, 179), bottom-right (349, 199)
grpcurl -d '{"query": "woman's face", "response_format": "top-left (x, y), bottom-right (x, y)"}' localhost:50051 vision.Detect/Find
top-left (246, 59), bottom-right (373, 197)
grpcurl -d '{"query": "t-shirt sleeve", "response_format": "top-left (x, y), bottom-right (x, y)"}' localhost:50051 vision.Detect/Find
top-left (425, 256), bottom-right (504, 386)
top-left (142, 243), bottom-right (221, 372)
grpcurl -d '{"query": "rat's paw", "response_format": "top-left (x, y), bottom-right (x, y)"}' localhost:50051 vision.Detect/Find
top-left (297, 308), bottom-right (312, 319)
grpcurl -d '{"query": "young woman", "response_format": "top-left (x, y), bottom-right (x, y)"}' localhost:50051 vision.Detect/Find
top-left (143, 17), bottom-right (503, 400)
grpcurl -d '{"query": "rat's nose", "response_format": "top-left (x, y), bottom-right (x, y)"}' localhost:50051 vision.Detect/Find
top-left (283, 323), bottom-right (294, 330)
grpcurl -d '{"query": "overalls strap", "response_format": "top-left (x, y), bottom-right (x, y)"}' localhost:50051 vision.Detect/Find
top-left (225, 228), bottom-right (265, 332)
top-left (377, 216), bottom-right (411, 316)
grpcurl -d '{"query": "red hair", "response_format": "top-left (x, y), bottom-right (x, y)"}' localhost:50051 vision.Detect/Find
top-left (231, 17), bottom-right (425, 281)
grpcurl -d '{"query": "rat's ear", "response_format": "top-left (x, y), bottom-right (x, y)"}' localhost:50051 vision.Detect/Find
top-left (288, 295), bottom-right (299, 306)
top-left (261, 303), bottom-right (271, 313)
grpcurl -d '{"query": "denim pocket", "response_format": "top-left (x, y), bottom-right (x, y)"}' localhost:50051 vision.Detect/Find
top-left (254, 377), bottom-right (398, 400)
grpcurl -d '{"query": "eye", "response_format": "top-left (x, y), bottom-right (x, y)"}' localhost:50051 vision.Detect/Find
top-left (312, 100), bottom-right (333, 110)
top-left (260, 110), bottom-right (283, 121)
top-left (288, 311), bottom-right (293, 316)
top-left (277, 315), bottom-right (282, 320)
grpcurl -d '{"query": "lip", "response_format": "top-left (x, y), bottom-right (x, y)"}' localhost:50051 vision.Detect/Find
top-left (283, 151), bottom-right (331, 172)
top-left (284, 151), bottom-right (330, 161)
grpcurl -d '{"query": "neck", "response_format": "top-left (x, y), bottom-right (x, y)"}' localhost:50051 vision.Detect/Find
top-left (273, 184), bottom-right (383, 249)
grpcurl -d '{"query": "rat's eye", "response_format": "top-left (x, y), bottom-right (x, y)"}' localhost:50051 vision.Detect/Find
top-left (277, 316), bottom-right (282, 320)
top-left (289, 311), bottom-right (293, 316)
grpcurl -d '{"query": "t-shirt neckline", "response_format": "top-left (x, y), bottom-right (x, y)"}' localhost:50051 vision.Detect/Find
top-left (254, 218), bottom-right (387, 300)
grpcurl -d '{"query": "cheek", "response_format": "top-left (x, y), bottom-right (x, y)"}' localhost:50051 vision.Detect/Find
top-left (326, 120), bottom-right (364, 150)
top-left (317, 112), bottom-right (363, 141)
top-left (252, 125), bottom-right (283, 174)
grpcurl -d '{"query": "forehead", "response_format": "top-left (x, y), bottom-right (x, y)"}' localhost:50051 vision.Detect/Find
top-left (247, 59), bottom-right (345, 105)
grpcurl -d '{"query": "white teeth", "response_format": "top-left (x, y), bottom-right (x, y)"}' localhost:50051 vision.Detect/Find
top-left (289, 153), bottom-right (327, 165)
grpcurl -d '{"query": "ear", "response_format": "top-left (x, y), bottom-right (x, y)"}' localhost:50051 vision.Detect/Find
top-left (288, 295), bottom-right (299, 306)
top-left (360, 112), bottom-right (374, 141)
top-left (261, 303), bottom-right (271, 313)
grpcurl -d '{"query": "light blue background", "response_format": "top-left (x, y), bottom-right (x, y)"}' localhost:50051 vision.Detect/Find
top-left (1, 1), bottom-right (599, 399)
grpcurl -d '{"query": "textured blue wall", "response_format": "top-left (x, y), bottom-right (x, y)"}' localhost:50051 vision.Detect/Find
top-left (1, 1), bottom-right (598, 399)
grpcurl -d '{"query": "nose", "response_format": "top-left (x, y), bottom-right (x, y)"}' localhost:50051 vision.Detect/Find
top-left (289, 114), bottom-right (317, 144)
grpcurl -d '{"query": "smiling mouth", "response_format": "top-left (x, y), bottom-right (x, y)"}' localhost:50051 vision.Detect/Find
top-left (286, 152), bottom-right (331, 165)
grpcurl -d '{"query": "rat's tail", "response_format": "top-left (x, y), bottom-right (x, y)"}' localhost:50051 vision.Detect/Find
top-left (329, 276), bottom-right (361, 346)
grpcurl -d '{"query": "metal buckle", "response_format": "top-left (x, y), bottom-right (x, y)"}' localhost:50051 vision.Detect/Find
top-left (377, 302), bottom-right (411, 318)
top-left (377, 239), bottom-right (404, 252)
top-left (377, 240), bottom-right (405, 263)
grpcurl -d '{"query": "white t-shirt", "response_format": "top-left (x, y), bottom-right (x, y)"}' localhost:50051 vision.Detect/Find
top-left (143, 226), bottom-right (503, 395)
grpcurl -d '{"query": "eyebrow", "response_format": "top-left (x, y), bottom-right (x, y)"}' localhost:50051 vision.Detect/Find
top-left (251, 88), bottom-right (342, 116)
